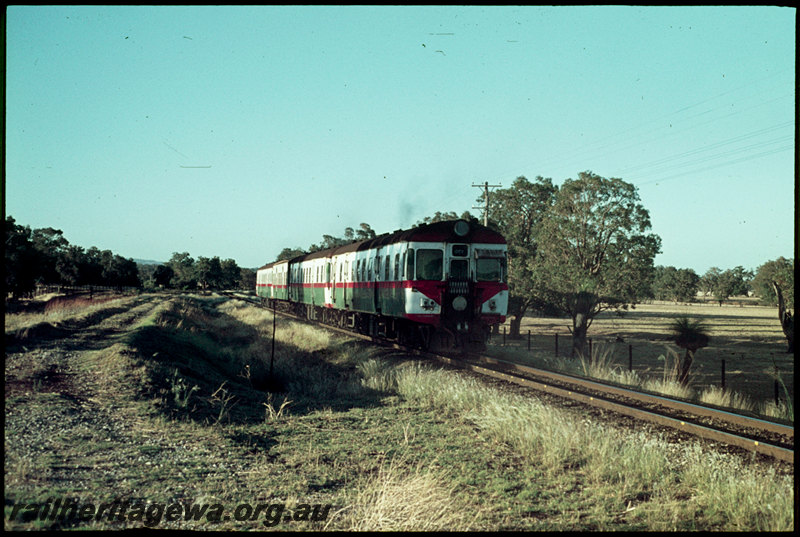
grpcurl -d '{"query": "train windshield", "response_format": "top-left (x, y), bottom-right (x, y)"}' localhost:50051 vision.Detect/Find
top-left (476, 258), bottom-right (504, 282)
top-left (415, 249), bottom-right (443, 280)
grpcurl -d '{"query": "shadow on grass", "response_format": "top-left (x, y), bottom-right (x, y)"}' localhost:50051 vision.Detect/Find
top-left (118, 297), bottom-right (391, 430)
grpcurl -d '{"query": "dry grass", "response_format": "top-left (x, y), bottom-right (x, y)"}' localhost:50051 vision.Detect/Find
top-left (390, 360), bottom-right (794, 531)
top-left (492, 301), bottom-right (793, 418)
top-left (4, 294), bottom-right (131, 333)
top-left (699, 386), bottom-right (757, 413)
top-left (337, 456), bottom-right (478, 531)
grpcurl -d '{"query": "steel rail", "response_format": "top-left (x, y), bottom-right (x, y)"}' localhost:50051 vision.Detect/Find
top-left (470, 353), bottom-right (793, 440)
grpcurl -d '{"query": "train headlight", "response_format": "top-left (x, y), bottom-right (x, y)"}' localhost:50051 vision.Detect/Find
top-left (420, 298), bottom-right (436, 311)
top-left (452, 296), bottom-right (467, 311)
top-left (488, 299), bottom-right (497, 311)
top-left (453, 220), bottom-right (470, 237)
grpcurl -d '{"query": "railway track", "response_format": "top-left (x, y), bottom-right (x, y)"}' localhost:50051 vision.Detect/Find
top-left (223, 292), bottom-right (794, 464)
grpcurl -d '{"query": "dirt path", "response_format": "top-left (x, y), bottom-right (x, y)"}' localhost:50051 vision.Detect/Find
top-left (5, 294), bottom-right (174, 528)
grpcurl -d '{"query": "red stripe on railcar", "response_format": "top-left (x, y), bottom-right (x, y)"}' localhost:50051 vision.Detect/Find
top-left (403, 313), bottom-right (441, 326)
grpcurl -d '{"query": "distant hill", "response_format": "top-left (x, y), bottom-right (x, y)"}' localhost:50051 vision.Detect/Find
top-left (134, 259), bottom-right (164, 266)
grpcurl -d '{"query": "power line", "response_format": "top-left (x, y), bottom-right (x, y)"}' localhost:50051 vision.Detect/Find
top-left (499, 69), bottom-right (793, 181)
top-left (616, 122), bottom-right (793, 176)
top-left (637, 144), bottom-right (794, 186)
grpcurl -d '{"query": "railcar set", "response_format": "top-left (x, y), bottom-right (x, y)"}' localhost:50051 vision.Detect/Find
top-left (256, 219), bottom-right (508, 350)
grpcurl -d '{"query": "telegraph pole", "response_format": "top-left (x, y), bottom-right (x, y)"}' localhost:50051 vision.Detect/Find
top-left (472, 181), bottom-right (502, 226)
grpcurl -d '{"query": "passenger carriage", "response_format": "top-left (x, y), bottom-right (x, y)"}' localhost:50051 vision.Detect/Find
top-left (256, 220), bottom-right (508, 349)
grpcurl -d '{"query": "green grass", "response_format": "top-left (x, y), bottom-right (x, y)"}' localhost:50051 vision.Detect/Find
top-left (4, 294), bottom-right (794, 531)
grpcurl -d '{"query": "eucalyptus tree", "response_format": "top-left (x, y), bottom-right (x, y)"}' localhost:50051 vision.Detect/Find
top-left (484, 176), bottom-right (558, 338)
top-left (168, 252), bottom-right (198, 290)
top-left (5, 216), bottom-right (38, 299)
top-left (531, 171), bottom-right (661, 358)
top-left (653, 266), bottom-right (700, 303)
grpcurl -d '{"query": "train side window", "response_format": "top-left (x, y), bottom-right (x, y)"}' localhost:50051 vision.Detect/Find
top-left (406, 249), bottom-right (415, 280)
top-left (384, 255), bottom-right (390, 280)
top-left (375, 256), bottom-right (381, 281)
top-left (394, 254), bottom-right (399, 281)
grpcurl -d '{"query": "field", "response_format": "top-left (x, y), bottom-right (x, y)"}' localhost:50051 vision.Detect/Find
top-left (487, 301), bottom-right (794, 418)
top-left (4, 292), bottom-right (794, 531)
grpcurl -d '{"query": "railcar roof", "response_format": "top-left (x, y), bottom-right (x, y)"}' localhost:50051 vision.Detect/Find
top-left (256, 258), bottom-right (289, 271)
top-left (262, 220), bottom-right (505, 267)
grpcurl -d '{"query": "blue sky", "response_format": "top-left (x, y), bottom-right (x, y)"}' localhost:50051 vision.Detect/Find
top-left (5, 6), bottom-right (795, 273)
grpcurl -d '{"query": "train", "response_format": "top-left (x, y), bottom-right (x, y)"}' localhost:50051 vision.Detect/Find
top-left (255, 219), bottom-right (508, 350)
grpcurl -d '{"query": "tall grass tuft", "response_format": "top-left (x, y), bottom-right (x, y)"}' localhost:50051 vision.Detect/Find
top-left (698, 386), bottom-right (756, 413)
top-left (641, 346), bottom-right (694, 399)
top-left (357, 358), bottom-right (398, 392)
top-left (338, 456), bottom-right (477, 531)
top-left (577, 343), bottom-right (642, 387)
top-left (760, 399), bottom-right (794, 421)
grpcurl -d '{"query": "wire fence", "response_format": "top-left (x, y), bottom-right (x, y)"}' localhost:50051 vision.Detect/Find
top-left (487, 327), bottom-right (793, 413)
top-left (31, 284), bottom-right (140, 298)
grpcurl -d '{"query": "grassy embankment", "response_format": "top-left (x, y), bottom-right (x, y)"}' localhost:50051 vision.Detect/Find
top-left (4, 294), bottom-right (794, 530)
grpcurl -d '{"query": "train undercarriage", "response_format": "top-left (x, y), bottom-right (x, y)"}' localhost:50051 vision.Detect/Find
top-left (262, 297), bottom-right (490, 352)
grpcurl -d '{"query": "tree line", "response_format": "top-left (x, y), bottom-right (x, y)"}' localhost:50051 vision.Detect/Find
top-left (275, 223), bottom-right (379, 261)
top-left (6, 216), bottom-right (141, 299)
top-left (143, 253), bottom-right (255, 291)
top-left (5, 216), bottom-right (256, 298)
top-left (649, 261), bottom-right (794, 308)
top-left (274, 212), bottom-right (478, 261)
